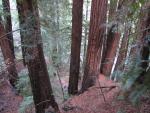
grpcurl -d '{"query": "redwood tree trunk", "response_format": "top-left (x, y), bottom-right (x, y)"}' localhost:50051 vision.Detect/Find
top-left (2, 0), bottom-right (15, 58)
top-left (0, 18), bottom-right (18, 86)
top-left (101, 0), bottom-right (123, 77)
top-left (81, 0), bottom-right (107, 92)
top-left (101, 28), bottom-right (120, 76)
top-left (16, 0), bottom-right (59, 113)
top-left (68, 0), bottom-right (83, 95)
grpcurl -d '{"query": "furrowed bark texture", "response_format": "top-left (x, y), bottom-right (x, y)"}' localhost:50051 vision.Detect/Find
top-left (81, 0), bottom-right (107, 92)
top-left (16, 0), bottom-right (59, 112)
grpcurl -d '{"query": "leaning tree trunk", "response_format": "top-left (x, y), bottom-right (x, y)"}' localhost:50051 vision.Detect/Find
top-left (0, 18), bottom-right (18, 86)
top-left (81, 0), bottom-right (107, 92)
top-left (2, 0), bottom-right (15, 58)
top-left (16, 0), bottom-right (59, 113)
top-left (68, 0), bottom-right (83, 95)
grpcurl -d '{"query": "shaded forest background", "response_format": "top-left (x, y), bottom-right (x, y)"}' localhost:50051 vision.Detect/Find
top-left (0, 0), bottom-right (150, 113)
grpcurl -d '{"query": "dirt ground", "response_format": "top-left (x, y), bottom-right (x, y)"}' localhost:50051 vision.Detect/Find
top-left (0, 67), bottom-right (150, 113)
top-left (0, 79), bottom-right (22, 113)
top-left (60, 74), bottom-right (150, 113)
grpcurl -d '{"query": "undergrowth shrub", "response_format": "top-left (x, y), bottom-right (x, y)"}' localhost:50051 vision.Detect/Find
top-left (113, 55), bottom-right (150, 105)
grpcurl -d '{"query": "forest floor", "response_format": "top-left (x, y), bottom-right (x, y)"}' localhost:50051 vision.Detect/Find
top-left (0, 63), bottom-right (150, 113)
top-left (0, 77), bottom-right (22, 113)
top-left (60, 74), bottom-right (150, 113)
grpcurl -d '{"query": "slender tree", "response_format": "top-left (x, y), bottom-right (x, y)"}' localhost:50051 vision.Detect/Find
top-left (68, 0), bottom-right (83, 95)
top-left (82, 0), bottom-right (90, 71)
top-left (2, 0), bottom-right (15, 58)
top-left (16, 0), bottom-right (59, 112)
top-left (81, 0), bottom-right (107, 92)
top-left (114, 27), bottom-right (130, 72)
top-left (0, 17), bottom-right (18, 86)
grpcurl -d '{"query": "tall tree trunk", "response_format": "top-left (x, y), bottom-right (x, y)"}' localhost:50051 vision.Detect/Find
top-left (81, 0), bottom-right (107, 92)
top-left (101, 26), bottom-right (120, 76)
top-left (68, 0), bottom-right (83, 95)
top-left (2, 0), bottom-right (15, 58)
top-left (82, 0), bottom-right (90, 71)
top-left (100, 0), bottom-right (121, 77)
top-left (0, 18), bottom-right (18, 86)
top-left (16, 0), bottom-right (59, 113)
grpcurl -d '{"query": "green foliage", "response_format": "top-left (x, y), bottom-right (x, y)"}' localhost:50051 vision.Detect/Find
top-left (117, 109), bottom-right (126, 113)
top-left (121, 57), bottom-right (142, 90)
top-left (129, 85), bottom-right (147, 105)
top-left (16, 69), bottom-right (32, 96)
top-left (19, 96), bottom-right (34, 113)
top-left (108, 0), bottom-right (150, 107)
top-left (39, 0), bottom-right (72, 67)
top-left (114, 53), bottom-right (150, 105)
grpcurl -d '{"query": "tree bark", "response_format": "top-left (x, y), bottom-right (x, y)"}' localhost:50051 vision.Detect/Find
top-left (2, 0), bottom-right (15, 58)
top-left (100, 0), bottom-right (124, 77)
top-left (16, 0), bottom-right (59, 113)
top-left (101, 27), bottom-right (120, 76)
top-left (81, 0), bottom-right (107, 92)
top-left (68, 0), bottom-right (83, 95)
top-left (0, 18), bottom-right (18, 86)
